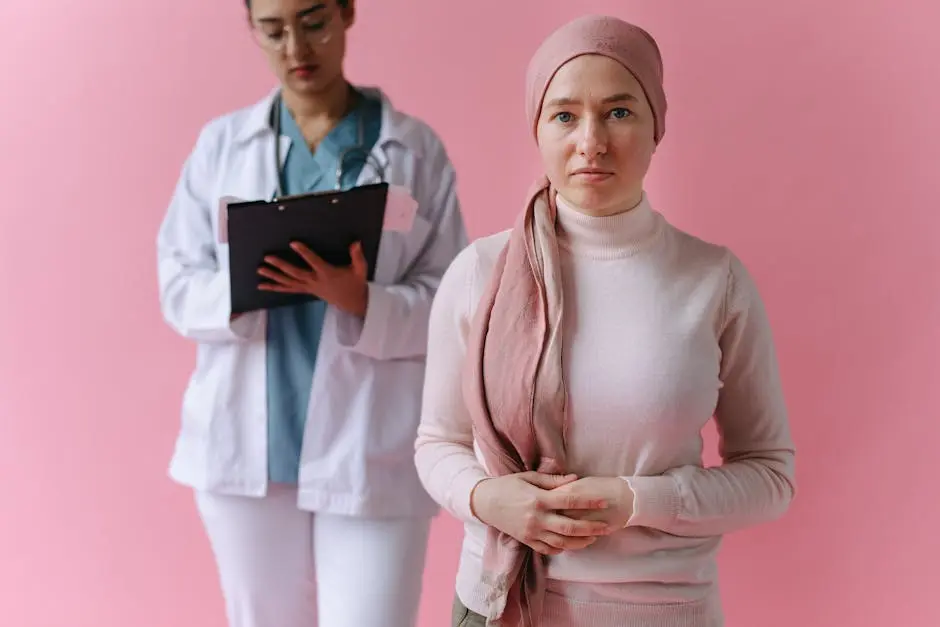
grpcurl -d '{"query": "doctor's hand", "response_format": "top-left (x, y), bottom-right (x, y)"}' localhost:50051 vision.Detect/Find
top-left (257, 241), bottom-right (369, 317)
top-left (554, 477), bottom-right (635, 530)
top-left (470, 472), bottom-right (614, 556)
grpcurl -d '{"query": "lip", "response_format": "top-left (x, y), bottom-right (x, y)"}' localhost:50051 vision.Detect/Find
top-left (290, 64), bottom-right (317, 76)
top-left (571, 168), bottom-right (614, 181)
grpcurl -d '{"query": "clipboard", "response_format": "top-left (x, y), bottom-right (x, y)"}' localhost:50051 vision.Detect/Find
top-left (226, 182), bottom-right (389, 315)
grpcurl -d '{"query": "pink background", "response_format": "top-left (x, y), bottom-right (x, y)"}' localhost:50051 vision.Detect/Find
top-left (2, 0), bottom-right (938, 625)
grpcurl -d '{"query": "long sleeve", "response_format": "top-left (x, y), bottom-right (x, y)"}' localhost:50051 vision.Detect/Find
top-left (156, 125), bottom-right (263, 344)
top-left (335, 147), bottom-right (468, 361)
top-left (414, 242), bottom-right (491, 523)
top-left (624, 254), bottom-right (796, 537)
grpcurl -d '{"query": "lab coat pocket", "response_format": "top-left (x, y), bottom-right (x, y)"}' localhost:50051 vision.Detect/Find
top-left (179, 346), bottom-right (224, 439)
top-left (373, 214), bottom-right (433, 285)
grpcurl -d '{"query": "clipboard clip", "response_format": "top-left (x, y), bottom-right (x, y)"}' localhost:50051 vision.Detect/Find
top-left (218, 184), bottom-right (418, 245)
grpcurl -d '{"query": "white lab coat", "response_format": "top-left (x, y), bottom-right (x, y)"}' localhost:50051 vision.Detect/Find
top-left (156, 86), bottom-right (468, 518)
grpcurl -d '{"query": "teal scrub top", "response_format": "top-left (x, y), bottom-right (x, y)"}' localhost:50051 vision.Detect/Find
top-left (265, 89), bottom-right (383, 484)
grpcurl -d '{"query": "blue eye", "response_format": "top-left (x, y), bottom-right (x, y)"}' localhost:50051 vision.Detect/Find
top-left (610, 107), bottom-right (632, 119)
top-left (554, 112), bottom-right (574, 123)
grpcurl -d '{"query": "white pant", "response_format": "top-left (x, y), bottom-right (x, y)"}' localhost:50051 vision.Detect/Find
top-left (195, 484), bottom-right (432, 627)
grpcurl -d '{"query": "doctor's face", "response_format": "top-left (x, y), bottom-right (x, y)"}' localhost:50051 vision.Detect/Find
top-left (248, 0), bottom-right (354, 97)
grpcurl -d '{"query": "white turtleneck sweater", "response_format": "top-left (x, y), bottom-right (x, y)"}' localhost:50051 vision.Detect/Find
top-left (414, 194), bottom-right (795, 627)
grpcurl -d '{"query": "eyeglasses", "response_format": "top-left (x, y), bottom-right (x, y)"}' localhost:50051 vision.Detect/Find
top-left (251, 10), bottom-right (334, 52)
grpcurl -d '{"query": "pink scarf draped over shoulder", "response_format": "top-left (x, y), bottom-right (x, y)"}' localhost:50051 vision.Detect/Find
top-left (459, 14), bottom-right (668, 627)
top-left (461, 178), bottom-right (567, 626)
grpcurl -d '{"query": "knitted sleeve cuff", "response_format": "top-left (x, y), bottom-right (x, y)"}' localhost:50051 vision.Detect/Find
top-left (620, 475), bottom-right (682, 529)
top-left (450, 467), bottom-right (492, 523)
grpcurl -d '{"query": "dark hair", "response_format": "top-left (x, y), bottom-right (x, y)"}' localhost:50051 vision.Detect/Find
top-left (245, 0), bottom-right (349, 8)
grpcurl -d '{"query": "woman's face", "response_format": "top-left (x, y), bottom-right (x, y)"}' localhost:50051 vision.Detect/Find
top-left (536, 54), bottom-right (657, 217)
top-left (248, 0), bottom-right (354, 98)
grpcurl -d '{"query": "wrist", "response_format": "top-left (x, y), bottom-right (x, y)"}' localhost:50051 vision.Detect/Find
top-left (469, 478), bottom-right (493, 523)
top-left (337, 282), bottom-right (369, 318)
top-left (350, 281), bottom-right (369, 318)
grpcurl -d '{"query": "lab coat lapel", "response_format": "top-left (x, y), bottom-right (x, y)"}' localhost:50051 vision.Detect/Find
top-left (253, 133), bottom-right (292, 201)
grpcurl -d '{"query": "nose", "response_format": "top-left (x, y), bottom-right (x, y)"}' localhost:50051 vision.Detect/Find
top-left (577, 117), bottom-right (608, 158)
top-left (284, 26), bottom-right (311, 58)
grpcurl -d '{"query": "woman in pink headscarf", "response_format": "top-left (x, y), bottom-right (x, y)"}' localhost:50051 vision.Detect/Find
top-left (415, 14), bottom-right (796, 627)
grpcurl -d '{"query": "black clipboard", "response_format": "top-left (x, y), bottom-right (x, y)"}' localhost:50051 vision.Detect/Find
top-left (226, 182), bottom-right (388, 314)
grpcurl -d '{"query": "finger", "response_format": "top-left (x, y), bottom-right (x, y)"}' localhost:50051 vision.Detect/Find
top-left (568, 536), bottom-right (600, 551)
top-left (257, 266), bottom-right (304, 286)
top-left (349, 242), bottom-right (367, 278)
top-left (290, 242), bottom-right (327, 271)
top-left (539, 491), bottom-right (607, 512)
top-left (262, 256), bottom-right (310, 281)
top-left (541, 513), bottom-right (611, 537)
top-left (539, 531), bottom-right (598, 551)
top-left (521, 472), bottom-right (579, 491)
top-left (526, 541), bottom-right (563, 556)
top-left (560, 509), bottom-right (606, 523)
top-left (258, 282), bottom-right (306, 293)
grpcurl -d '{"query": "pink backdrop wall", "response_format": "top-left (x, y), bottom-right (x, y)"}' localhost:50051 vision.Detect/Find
top-left (2, 0), bottom-right (938, 625)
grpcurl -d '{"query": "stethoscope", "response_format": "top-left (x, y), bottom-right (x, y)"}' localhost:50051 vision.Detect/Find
top-left (269, 90), bottom-right (387, 200)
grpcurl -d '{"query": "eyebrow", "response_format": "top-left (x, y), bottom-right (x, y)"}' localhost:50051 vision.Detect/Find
top-left (544, 93), bottom-right (639, 108)
top-left (256, 3), bottom-right (326, 23)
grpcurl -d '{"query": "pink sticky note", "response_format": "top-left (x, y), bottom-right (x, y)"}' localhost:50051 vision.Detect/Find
top-left (384, 185), bottom-right (418, 232)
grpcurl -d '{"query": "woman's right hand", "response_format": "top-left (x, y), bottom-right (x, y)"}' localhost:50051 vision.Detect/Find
top-left (470, 472), bottom-right (613, 556)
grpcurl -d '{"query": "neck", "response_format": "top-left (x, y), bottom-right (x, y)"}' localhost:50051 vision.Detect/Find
top-left (282, 78), bottom-right (355, 132)
top-left (561, 188), bottom-right (644, 218)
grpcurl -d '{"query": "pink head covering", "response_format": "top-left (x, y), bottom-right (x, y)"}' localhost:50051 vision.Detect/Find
top-left (524, 14), bottom-right (667, 144)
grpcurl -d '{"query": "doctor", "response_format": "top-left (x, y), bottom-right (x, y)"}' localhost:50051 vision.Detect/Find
top-left (155, 1), bottom-right (467, 626)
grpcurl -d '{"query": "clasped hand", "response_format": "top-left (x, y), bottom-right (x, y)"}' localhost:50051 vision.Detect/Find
top-left (471, 472), bottom-right (635, 556)
top-left (257, 241), bottom-right (369, 317)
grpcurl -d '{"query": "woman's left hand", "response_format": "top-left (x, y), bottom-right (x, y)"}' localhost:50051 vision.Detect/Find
top-left (258, 241), bottom-right (369, 317)
top-left (553, 477), bottom-right (635, 529)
